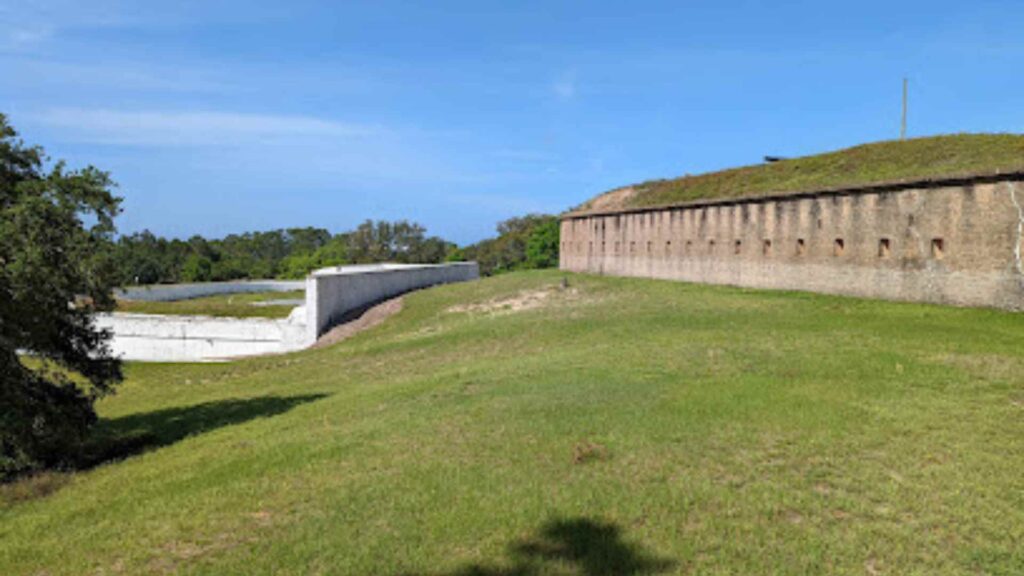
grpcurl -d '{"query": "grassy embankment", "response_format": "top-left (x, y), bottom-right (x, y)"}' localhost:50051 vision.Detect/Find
top-left (576, 133), bottom-right (1024, 212)
top-left (3, 270), bottom-right (1023, 574)
top-left (115, 290), bottom-right (305, 319)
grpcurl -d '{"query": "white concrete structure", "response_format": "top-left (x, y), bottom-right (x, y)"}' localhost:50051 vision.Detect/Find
top-left (96, 307), bottom-right (308, 362)
top-left (305, 263), bottom-right (480, 342)
top-left (103, 263), bottom-right (478, 361)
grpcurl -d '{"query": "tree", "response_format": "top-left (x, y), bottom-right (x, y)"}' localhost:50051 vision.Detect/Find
top-left (525, 217), bottom-right (560, 269)
top-left (180, 254), bottom-right (213, 282)
top-left (461, 214), bottom-right (559, 275)
top-left (0, 113), bottom-right (123, 477)
top-left (345, 219), bottom-right (451, 265)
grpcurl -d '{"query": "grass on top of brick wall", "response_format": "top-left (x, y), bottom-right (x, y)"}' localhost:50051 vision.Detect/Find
top-left (576, 133), bottom-right (1024, 212)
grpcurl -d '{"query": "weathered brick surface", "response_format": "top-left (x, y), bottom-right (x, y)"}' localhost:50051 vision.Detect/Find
top-left (560, 179), bottom-right (1024, 309)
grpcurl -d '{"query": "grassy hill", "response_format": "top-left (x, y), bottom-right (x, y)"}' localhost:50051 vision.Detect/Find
top-left (3, 271), bottom-right (1024, 574)
top-left (574, 133), bottom-right (1024, 213)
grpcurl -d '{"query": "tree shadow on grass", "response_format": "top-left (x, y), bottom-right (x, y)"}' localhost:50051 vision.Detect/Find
top-left (403, 517), bottom-right (675, 576)
top-left (76, 393), bottom-right (328, 470)
top-left (3, 393), bottom-right (327, 506)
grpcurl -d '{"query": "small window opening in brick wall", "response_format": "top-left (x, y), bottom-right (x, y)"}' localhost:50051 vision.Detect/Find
top-left (833, 238), bottom-right (845, 256)
top-left (796, 238), bottom-right (806, 255)
top-left (734, 240), bottom-right (742, 254)
top-left (646, 241), bottom-right (652, 253)
top-left (685, 240), bottom-right (693, 255)
top-left (878, 238), bottom-right (891, 258)
top-left (762, 239), bottom-right (772, 256)
top-left (601, 241), bottom-right (606, 254)
top-left (588, 241), bottom-right (593, 253)
top-left (708, 240), bottom-right (716, 253)
top-left (665, 241), bottom-right (672, 256)
top-left (932, 238), bottom-right (945, 259)
top-left (630, 241), bottom-right (636, 254)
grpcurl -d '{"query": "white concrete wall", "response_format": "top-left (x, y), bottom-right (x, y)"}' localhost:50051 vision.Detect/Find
top-left (97, 308), bottom-right (307, 362)
top-left (100, 262), bottom-right (478, 362)
top-left (306, 263), bottom-right (479, 341)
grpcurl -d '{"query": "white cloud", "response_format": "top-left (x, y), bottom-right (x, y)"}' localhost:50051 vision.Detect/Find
top-left (33, 108), bottom-right (380, 146)
top-left (1, 25), bottom-right (53, 50)
top-left (3, 57), bottom-right (232, 93)
top-left (552, 71), bottom-right (578, 100)
top-left (553, 79), bottom-right (576, 100)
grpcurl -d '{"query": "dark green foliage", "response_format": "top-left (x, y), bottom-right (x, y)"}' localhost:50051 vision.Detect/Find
top-left (180, 254), bottom-right (213, 282)
top-left (345, 219), bottom-right (454, 265)
top-left (462, 214), bottom-right (559, 275)
top-left (0, 113), bottom-right (123, 478)
top-left (113, 220), bottom-right (457, 284)
top-left (112, 227), bottom-right (335, 284)
top-left (525, 218), bottom-right (559, 269)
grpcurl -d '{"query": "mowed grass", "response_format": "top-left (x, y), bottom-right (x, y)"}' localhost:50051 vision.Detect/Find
top-left (115, 290), bottom-right (305, 318)
top-left (3, 270), bottom-right (1024, 575)
top-left (577, 133), bottom-right (1024, 212)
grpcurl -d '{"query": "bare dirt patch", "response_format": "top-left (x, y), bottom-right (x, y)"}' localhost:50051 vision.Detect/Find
top-left (0, 472), bottom-right (70, 507)
top-left (578, 185), bottom-right (637, 212)
top-left (448, 285), bottom-right (581, 316)
top-left (313, 296), bottom-right (404, 348)
top-left (449, 289), bottom-right (551, 314)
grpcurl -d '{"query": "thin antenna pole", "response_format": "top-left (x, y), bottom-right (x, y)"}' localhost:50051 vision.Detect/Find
top-left (901, 77), bottom-right (908, 140)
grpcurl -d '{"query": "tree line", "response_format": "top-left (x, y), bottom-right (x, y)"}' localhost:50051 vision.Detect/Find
top-left (113, 215), bottom-right (561, 285)
top-left (114, 221), bottom-right (454, 284)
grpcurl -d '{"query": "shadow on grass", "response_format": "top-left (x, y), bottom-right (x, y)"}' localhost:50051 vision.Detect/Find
top-left (3, 393), bottom-right (327, 506)
top-left (77, 393), bottom-right (328, 470)
top-left (403, 517), bottom-right (674, 576)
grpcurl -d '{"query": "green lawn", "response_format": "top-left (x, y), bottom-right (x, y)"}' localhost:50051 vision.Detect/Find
top-left (115, 290), bottom-right (305, 318)
top-left (3, 270), bottom-right (1023, 575)
top-left (576, 133), bottom-right (1024, 212)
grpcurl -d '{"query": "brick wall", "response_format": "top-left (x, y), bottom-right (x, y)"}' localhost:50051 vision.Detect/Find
top-left (560, 178), bottom-right (1024, 310)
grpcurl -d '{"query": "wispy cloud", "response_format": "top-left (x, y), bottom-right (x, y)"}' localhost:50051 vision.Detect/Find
top-left (3, 58), bottom-right (232, 93)
top-left (445, 191), bottom-right (559, 215)
top-left (552, 71), bottom-right (577, 100)
top-left (491, 149), bottom-right (556, 162)
top-left (1, 25), bottom-right (53, 50)
top-left (33, 108), bottom-right (380, 146)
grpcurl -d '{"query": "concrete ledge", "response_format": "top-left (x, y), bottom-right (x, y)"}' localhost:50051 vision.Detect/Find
top-left (97, 311), bottom-right (307, 362)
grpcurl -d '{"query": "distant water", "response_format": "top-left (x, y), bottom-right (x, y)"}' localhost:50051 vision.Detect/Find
top-left (115, 280), bottom-right (305, 302)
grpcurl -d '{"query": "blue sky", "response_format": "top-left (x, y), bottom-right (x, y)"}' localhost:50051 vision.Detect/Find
top-left (2, 1), bottom-right (1023, 244)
